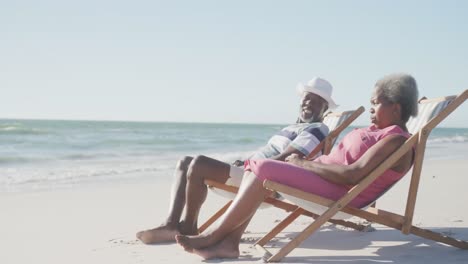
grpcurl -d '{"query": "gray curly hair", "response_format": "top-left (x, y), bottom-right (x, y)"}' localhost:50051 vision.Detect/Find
top-left (375, 73), bottom-right (419, 122)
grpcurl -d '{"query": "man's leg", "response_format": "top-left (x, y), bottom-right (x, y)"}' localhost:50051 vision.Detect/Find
top-left (176, 171), bottom-right (267, 250)
top-left (166, 156), bottom-right (193, 225)
top-left (180, 155), bottom-right (233, 235)
top-left (136, 156), bottom-right (193, 244)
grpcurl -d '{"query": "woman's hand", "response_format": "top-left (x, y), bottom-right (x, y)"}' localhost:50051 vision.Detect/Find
top-left (285, 153), bottom-right (305, 167)
top-left (232, 160), bottom-right (245, 167)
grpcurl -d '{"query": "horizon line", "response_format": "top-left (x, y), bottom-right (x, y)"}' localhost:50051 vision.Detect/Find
top-left (1, 117), bottom-right (468, 129)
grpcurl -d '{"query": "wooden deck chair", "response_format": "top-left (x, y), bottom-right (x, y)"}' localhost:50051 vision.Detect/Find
top-left (198, 106), bottom-right (365, 233)
top-left (255, 90), bottom-right (468, 262)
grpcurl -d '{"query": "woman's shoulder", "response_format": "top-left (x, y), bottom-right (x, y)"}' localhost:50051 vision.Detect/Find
top-left (360, 125), bottom-right (410, 138)
top-left (379, 125), bottom-right (411, 138)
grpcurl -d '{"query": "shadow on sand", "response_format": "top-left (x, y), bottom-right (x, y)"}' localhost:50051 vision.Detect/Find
top-left (251, 225), bottom-right (468, 263)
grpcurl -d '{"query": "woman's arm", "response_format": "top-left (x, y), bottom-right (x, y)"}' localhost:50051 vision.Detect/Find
top-left (286, 135), bottom-right (411, 185)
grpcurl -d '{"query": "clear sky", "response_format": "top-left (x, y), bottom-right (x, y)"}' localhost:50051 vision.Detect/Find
top-left (1, 0), bottom-right (467, 127)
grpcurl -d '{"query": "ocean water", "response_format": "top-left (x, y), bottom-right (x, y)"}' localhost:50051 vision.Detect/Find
top-left (1, 119), bottom-right (467, 192)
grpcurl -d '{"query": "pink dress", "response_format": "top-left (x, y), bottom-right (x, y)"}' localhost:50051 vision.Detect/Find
top-left (244, 125), bottom-right (411, 208)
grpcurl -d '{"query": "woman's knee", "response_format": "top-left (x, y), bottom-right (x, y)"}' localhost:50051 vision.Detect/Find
top-left (250, 160), bottom-right (277, 180)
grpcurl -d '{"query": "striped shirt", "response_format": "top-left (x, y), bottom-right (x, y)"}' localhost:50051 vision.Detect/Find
top-left (249, 122), bottom-right (329, 160)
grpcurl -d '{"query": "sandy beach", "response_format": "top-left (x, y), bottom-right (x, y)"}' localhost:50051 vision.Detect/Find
top-left (3, 1), bottom-right (468, 263)
top-left (1, 158), bottom-right (468, 264)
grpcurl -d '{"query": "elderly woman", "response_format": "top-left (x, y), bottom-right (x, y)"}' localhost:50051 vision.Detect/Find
top-left (176, 73), bottom-right (419, 260)
top-left (137, 77), bottom-right (336, 244)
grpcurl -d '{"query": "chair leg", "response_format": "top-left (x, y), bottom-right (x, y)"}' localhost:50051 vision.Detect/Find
top-left (254, 208), bottom-right (305, 247)
top-left (324, 202), bottom-right (377, 232)
top-left (266, 212), bottom-right (329, 262)
top-left (410, 225), bottom-right (468, 249)
top-left (255, 207), bottom-right (370, 249)
top-left (198, 200), bottom-right (232, 233)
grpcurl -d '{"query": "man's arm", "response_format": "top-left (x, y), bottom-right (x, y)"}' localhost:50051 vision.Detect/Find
top-left (233, 124), bottom-right (326, 165)
top-left (273, 124), bottom-right (326, 161)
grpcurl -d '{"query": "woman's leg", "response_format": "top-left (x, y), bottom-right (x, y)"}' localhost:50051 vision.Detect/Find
top-left (136, 156), bottom-right (193, 244)
top-left (176, 159), bottom-right (350, 254)
top-left (180, 155), bottom-right (233, 235)
top-left (176, 171), bottom-right (267, 250)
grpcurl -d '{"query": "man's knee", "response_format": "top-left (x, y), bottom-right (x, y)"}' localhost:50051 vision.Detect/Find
top-left (177, 156), bottom-right (193, 171)
top-left (186, 155), bottom-right (209, 181)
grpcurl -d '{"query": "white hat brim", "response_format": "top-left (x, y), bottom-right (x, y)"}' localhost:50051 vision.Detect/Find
top-left (297, 83), bottom-right (338, 110)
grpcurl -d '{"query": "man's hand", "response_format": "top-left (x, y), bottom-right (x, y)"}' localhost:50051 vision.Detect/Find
top-left (285, 153), bottom-right (305, 167)
top-left (232, 160), bottom-right (245, 167)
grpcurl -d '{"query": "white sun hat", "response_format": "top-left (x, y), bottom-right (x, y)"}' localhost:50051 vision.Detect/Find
top-left (297, 77), bottom-right (338, 109)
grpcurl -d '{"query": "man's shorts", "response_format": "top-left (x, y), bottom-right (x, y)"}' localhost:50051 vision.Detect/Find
top-left (226, 165), bottom-right (245, 186)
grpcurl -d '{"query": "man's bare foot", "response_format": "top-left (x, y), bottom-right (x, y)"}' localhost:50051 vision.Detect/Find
top-left (136, 226), bottom-right (180, 244)
top-left (191, 238), bottom-right (240, 260)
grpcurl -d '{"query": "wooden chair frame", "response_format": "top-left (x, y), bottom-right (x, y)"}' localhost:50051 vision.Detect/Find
top-left (255, 90), bottom-right (468, 262)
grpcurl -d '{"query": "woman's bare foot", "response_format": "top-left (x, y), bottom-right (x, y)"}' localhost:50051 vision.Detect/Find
top-left (175, 234), bottom-right (216, 252)
top-left (136, 226), bottom-right (180, 244)
top-left (191, 238), bottom-right (240, 260)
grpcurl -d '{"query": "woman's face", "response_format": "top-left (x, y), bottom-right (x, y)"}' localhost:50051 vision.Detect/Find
top-left (299, 92), bottom-right (328, 123)
top-left (369, 89), bottom-right (398, 128)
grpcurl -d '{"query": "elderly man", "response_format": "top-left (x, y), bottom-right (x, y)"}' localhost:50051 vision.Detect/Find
top-left (137, 77), bottom-right (338, 244)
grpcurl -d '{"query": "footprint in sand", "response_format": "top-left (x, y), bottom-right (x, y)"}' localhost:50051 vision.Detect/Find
top-left (108, 238), bottom-right (140, 245)
top-left (240, 237), bottom-right (259, 243)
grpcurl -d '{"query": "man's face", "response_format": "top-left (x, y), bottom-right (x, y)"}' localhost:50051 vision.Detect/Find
top-left (299, 92), bottom-right (328, 123)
